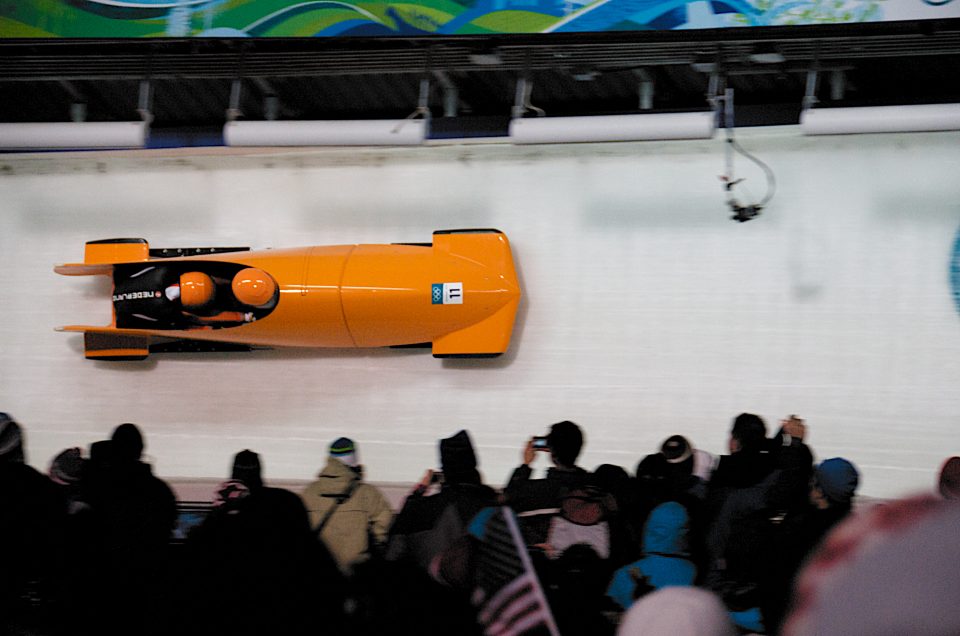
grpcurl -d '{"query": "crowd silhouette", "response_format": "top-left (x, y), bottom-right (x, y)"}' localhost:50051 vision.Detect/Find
top-left (1, 411), bottom-right (958, 636)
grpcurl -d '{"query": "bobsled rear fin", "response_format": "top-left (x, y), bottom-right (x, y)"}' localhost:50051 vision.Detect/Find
top-left (84, 238), bottom-right (149, 265)
top-left (84, 332), bottom-right (150, 361)
top-left (54, 263), bottom-right (114, 276)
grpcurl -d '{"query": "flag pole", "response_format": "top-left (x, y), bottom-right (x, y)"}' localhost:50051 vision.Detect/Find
top-left (500, 506), bottom-right (562, 636)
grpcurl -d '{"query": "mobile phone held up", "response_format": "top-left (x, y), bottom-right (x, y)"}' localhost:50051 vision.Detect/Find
top-left (532, 436), bottom-right (549, 450)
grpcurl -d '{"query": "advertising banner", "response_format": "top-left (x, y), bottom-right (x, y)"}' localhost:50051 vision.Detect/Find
top-left (1, 0), bottom-right (958, 38)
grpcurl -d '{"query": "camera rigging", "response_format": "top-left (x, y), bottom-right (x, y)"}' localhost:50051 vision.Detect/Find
top-left (717, 87), bottom-right (777, 222)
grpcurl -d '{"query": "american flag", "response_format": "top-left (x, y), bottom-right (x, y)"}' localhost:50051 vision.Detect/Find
top-left (468, 506), bottom-right (559, 636)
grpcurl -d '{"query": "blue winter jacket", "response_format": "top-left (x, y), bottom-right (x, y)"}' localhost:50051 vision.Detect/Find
top-left (606, 501), bottom-right (697, 609)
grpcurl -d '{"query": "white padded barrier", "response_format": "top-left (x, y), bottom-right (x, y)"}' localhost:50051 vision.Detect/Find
top-left (801, 104), bottom-right (960, 135)
top-left (0, 121), bottom-right (148, 150)
top-left (509, 112), bottom-right (716, 144)
top-left (224, 119), bottom-right (427, 146)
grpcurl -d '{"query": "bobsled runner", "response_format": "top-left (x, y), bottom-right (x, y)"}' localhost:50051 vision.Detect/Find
top-left (54, 230), bottom-right (521, 361)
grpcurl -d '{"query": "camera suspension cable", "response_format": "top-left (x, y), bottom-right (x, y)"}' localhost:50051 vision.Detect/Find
top-left (721, 88), bottom-right (777, 222)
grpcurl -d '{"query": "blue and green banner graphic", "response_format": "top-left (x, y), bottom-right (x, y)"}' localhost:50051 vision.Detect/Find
top-left (1, 0), bottom-right (957, 37)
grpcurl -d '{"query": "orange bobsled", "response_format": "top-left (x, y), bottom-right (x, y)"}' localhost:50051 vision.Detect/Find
top-left (54, 230), bottom-right (522, 361)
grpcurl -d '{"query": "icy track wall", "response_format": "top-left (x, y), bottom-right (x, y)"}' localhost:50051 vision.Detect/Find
top-left (1, 128), bottom-right (958, 500)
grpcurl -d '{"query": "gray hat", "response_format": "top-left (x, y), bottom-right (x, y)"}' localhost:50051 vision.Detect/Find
top-left (50, 447), bottom-right (85, 485)
top-left (0, 413), bottom-right (24, 464)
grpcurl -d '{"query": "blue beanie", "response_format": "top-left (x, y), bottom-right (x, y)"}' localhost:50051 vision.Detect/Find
top-left (817, 458), bottom-right (859, 504)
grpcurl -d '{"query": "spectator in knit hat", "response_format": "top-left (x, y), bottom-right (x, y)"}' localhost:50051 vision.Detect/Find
top-left (0, 412), bottom-right (25, 464)
top-left (48, 446), bottom-right (99, 628)
top-left (0, 414), bottom-right (67, 633)
top-left (48, 447), bottom-right (88, 515)
top-left (937, 456), bottom-right (960, 500)
top-left (49, 447), bottom-right (85, 485)
top-left (228, 448), bottom-right (263, 491)
top-left (188, 449), bottom-right (345, 636)
top-left (80, 423), bottom-right (177, 553)
top-left (301, 437), bottom-right (393, 574)
top-left (759, 457), bottom-right (860, 633)
top-left (74, 423), bottom-right (177, 636)
top-left (386, 429), bottom-right (497, 571)
top-left (439, 429), bottom-right (483, 486)
top-left (812, 457), bottom-right (859, 510)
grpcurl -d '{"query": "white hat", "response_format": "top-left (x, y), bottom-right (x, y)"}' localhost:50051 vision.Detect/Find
top-left (617, 587), bottom-right (735, 636)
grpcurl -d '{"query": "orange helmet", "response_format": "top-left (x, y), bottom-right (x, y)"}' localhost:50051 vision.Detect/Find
top-left (232, 268), bottom-right (276, 307)
top-left (179, 271), bottom-right (215, 307)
